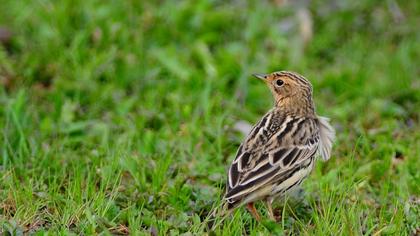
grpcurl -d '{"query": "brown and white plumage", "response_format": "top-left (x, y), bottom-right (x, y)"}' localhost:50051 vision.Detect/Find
top-left (224, 71), bottom-right (335, 221)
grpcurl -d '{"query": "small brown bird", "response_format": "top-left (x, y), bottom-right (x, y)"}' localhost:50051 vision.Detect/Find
top-left (225, 71), bottom-right (335, 221)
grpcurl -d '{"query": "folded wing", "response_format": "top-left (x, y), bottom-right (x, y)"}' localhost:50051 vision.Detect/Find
top-left (225, 112), bottom-right (320, 208)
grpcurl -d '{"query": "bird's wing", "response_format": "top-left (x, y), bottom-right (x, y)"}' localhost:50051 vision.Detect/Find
top-left (316, 116), bottom-right (335, 161)
top-left (225, 113), bottom-right (319, 206)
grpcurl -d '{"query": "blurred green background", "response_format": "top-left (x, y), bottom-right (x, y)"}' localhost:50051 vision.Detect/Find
top-left (0, 0), bottom-right (419, 235)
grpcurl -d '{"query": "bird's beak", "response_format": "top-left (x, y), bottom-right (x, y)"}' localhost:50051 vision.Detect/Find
top-left (252, 73), bottom-right (269, 81)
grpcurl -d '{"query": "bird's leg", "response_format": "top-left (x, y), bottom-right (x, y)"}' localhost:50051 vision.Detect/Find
top-left (265, 199), bottom-right (276, 222)
top-left (246, 202), bottom-right (261, 222)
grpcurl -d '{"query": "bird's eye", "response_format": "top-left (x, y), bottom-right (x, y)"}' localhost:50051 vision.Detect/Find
top-left (275, 79), bottom-right (284, 87)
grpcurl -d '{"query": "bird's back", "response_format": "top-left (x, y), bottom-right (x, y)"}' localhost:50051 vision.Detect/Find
top-left (225, 108), bottom-right (321, 209)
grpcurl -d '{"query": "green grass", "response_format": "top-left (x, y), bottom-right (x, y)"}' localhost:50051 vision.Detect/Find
top-left (1, 0), bottom-right (419, 235)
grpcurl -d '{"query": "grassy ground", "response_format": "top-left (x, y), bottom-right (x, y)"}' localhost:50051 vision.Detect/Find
top-left (0, 0), bottom-right (419, 235)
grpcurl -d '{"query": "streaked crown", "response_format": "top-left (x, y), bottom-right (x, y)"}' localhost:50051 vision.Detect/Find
top-left (253, 71), bottom-right (315, 115)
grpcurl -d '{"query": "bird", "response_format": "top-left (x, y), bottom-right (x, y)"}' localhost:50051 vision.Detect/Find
top-left (224, 71), bottom-right (335, 221)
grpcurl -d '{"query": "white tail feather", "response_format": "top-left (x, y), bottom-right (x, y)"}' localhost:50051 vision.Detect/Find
top-left (317, 116), bottom-right (335, 161)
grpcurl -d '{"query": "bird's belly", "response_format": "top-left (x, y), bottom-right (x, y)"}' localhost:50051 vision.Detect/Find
top-left (271, 164), bottom-right (314, 197)
top-left (241, 185), bottom-right (273, 205)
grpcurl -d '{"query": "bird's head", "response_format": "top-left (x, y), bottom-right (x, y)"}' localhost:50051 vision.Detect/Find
top-left (253, 71), bottom-right (315, 115)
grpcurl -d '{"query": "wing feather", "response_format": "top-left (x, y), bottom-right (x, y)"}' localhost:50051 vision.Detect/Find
top-left (317, 116), bottom-right (335, 161)
top-left (226, 111), bottom-right (321, 206)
